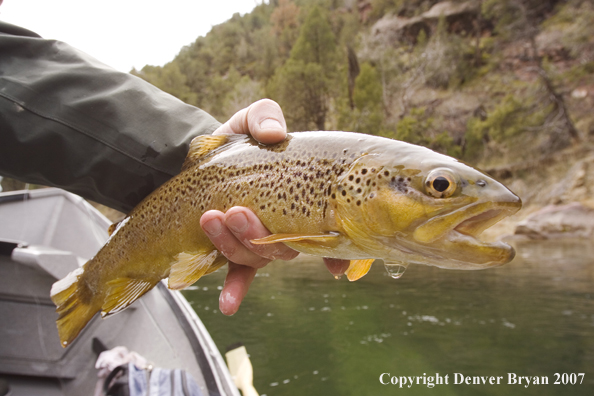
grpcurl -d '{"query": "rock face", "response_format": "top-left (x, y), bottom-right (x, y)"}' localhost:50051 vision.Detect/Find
top-left (371, 1), bottom-right (479, 43)
top-left (545, 156), bottom-right (594, 206)
top-left (514, 203), bottom-right (594, 239)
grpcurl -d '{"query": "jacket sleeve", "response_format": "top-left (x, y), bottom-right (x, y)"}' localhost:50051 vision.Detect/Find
top-left (0, 21), bottom-right (222, 213)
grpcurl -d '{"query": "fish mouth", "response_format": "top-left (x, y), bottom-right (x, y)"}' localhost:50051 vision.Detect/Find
top-left (413, 199), bottom-right (521, 268)
top-left (454, 206), bottom-right (515, 237)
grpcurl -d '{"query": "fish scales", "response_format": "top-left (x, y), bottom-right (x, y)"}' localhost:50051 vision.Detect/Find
top-left (110, 133), bottom-right (358, 263)
top-left (50, 131), bottom-right (521, 347)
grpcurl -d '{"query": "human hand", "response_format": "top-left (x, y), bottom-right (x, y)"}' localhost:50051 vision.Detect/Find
top-left (200, 99), bottom-right (350, 315)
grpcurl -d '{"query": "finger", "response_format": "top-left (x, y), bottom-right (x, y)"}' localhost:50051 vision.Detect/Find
top-left (324, 258), bottom-right (350, 277)
top-left (224, 207), bottom-right (299, 262)
top-left (219, 262), bottom-right (257, 316)
top-left (213, 99), bottom-right (287, 144)
top-left (200, 210), bottom-right (270, 268)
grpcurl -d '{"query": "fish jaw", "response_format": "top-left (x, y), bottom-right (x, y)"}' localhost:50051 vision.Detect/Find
top-left (411, 196), bottom-right (522, 268)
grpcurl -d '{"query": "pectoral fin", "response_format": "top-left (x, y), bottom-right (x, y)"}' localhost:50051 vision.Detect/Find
top-left (345, 259), bottom-right (375, 281)
top-left (168, 250), bottom-right (221, 290)
top-left (251, 232), bottom-right (340, 245)
top-left (101, 278), bottom-right (157, 317)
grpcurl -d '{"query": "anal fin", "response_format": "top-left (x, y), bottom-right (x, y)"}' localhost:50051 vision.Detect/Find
top-left (101, 278), bottom-right (156, 317)
top-left (205, 254), bottom-right (228, 275)
top-left (345, 259), bottom-right (375, 281)
top-left (168, 250), bottom-right (221, 290)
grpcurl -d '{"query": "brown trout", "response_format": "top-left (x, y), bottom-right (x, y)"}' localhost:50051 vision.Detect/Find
top-left (51, 131), bottom-right (521, 346)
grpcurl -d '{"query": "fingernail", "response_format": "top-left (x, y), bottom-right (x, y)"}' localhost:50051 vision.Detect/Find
top-left (226, 212), bottom-right (248, 233)
top-left (219, 291), bottom-right (237, 316)
top-left (202, 218), bottom-right (223, 237)
top-left (259, 118), bottom-right (282, 131)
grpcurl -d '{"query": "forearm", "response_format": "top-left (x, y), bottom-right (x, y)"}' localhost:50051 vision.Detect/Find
top-left (0, 22), bottom-right (221, 213)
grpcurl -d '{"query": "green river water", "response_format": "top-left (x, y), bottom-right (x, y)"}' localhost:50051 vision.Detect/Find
top-left (182, 240), bottom-right (594, 395)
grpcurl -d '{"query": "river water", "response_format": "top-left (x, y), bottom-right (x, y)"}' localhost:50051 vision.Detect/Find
top-left (183, 240), bottom-right (594, 395)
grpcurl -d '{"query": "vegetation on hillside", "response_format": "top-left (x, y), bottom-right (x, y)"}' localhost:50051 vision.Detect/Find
top-left (131, 0), bottom-right (594, 178)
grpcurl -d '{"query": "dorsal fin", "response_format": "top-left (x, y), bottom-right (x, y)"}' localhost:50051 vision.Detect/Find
top-left (182, 135), bottom-right (229, 171)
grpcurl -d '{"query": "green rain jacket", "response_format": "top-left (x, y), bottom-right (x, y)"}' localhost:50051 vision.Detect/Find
top-left (0, 21), bottom-right (221, 213)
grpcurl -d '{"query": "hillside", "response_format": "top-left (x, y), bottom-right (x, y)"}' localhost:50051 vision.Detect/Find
top-left (131, 0), bottom-right (594, 217)
top-left (3, 0), bottom-right (594, 232)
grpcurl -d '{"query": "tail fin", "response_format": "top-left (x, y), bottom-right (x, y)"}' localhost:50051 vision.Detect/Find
top-left (50, 267), bottom-right (99, 348)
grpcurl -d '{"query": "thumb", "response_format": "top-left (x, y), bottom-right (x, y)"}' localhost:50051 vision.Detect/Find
top-left (214, 99), bottom-right (287, 144)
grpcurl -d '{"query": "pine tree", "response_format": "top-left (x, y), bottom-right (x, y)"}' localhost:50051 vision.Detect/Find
top-left (269, 6), bottom-right (341, 130)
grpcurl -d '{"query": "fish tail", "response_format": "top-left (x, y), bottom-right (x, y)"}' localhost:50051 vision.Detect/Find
top-left (50, 267), bottom-right (99, 348)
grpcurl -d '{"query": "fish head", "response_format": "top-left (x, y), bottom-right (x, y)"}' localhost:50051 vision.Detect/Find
top-left (337, 142), bottom-right (521, 269)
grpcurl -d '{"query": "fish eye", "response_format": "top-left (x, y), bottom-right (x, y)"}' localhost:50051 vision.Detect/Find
top-left (433, 176), bottom-right (450, 192)
top-left (425, 169), bottom-right (458, 198)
